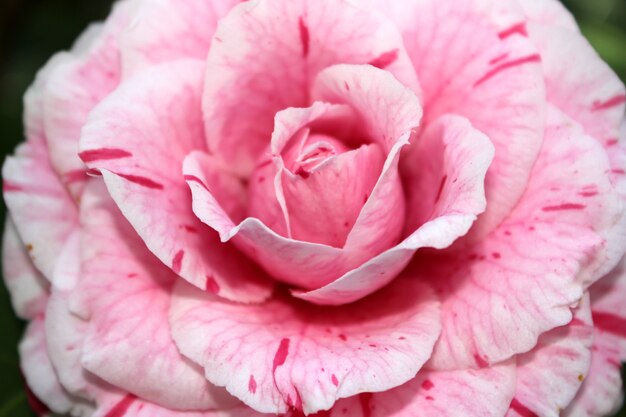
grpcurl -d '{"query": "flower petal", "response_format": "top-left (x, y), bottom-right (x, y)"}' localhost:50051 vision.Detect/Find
top-left (170, 277), bottom-right (441, 414)
top-left (20, 317), bottom-right (92, 416)
top-left (202, 0), bottom-right (419, 175)
top-left (528, 23), bottom-right (624, 150)
top-left (71, 181), bottom-right (235, 411)
top-left (296, 114), bottom-right (493, 305)
top-left (312, 64), bottom-right (420, 256)
top-left (562, 330), bottom-right (624, 417)
top-left (120, 0), bottom-right (239, 76)
top-left (93, 395), bottom-right (265, 417)
top-left (42, 1), bottom-right (130, 198)
top-left (279, 142), bottom-right (386, 247)
top-left (46, 289), bottom-right (111, 403)
top-left (188, 65), bottom-right (424, 296)
top-left (528, 23), bottom-right (626, 284)
top-left (2, 217), bottom-right (48, 319)
top-left (517, 0), bottom-right (578, 31)
top-left (505, 296), bottom-right (593, 417)
top-left (79, 59), bottom-right (273, 302)
top-left (588, 256), bottom-right (626, 358)
top-left (425, 107), bottom-right (619, 369)
top-left (562, 256), bottom-right (626, 416)
top-left (329, 361), bottom-right (515, 417)
top-left (378, 0), bottom-right (546, 237)
top-left (3, 139), bottom-right (78, 281)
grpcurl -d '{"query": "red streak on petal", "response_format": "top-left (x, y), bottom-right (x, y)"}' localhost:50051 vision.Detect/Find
top-left (116, 173), bottom-right (164, 189)
top-left (64, 169), bottom-right (88, 184)
top-left (358, 393), bottom-right (373, 417)
top-left (489, 53), bottom-right (509, 65)
top-left (3, 180), bottom-right (23, 192)
top-left (104, 394), bottom-right (136, 417)
top-left (338, 334), bottom-right (347, 341)
top-left (79, 148), bottom-right (132, 163)
top-left (299, 17), bottom-right (310, 58)
top-left (591, 94), bottom-right (626, 112)
top-left (184, 174), bottom-right (210, 190)
top-left (474, 353), bottom-right (489, 368)
top-left (292, 389), bottom-right (303, 411)
top-left (294, 166), bottom-right (310, 179)
top-left (273, 338), bottom-right (290, 372)
top-left (331, 374), bottom-right (339, 386)
top-left (541, 203), bottom-right (586, 212)
top-left (435, 175), bottom-right (447, 203)
top-left (421, 379), bottom-right (434, 390)
top-left (172, 250), bottom-right (185, 274)
top-left (579, 191), bottom-right (598, 197)
top-left (611, 168), bottom-right (626, 175)
top-left (248, 375), bottom-right (257, 394)
top-left (205, 276), bottom-right (220, 294)
top-left (606, 138), bottom-right (619, 147)
top-left (607, 358), bottom-right (622, 369)
top-left (593, 311), bottom-right (626, 338)
top-left (509, 398), bottom-right (539, 417)
top-left (368, 49), bottom-right (399, 69)
top-left (474, 54), bottom-right (541, 87)
top-left (498, 22), bottom-right (528, 39)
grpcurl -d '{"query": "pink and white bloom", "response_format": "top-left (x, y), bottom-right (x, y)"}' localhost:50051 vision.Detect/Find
top-left (3, 0), bottom-right (626, 416)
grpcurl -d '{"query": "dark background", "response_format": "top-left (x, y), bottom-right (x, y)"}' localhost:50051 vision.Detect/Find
top-left (0, 0), bottom-right (624, 415)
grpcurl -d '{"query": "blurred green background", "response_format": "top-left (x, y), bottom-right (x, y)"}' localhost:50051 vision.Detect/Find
top-left (0, 0), bottom-right (624, 416)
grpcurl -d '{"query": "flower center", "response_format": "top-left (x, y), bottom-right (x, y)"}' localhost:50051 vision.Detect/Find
top-left (247, 129), bottom-right (384, 247)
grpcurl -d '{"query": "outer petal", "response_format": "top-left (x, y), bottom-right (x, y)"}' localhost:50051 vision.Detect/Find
top-left (2, 217), bottom-right (48, 319)
top-left (42, 1), bottom-right (130, 198)
top-left (120, 0), bottom-right (239, 76)
top-left (563, 331), bottom-right (624, 417)
top-left (46, 289), bottom-right (112, 403)
top-left (563, 256), bottom-right (626, 417)
top-left (588, 256), bottom-right (626, 358)
top-left (425, 107), bottom-right (619, 369)
top-left (505, 297), bottom-right (594, 417)
top-left (528, 23), bottom-right (625, 150)
top-left (70, 181), bottom-right (235, 411)
top-left (44, 229), bottom-right (105, 403)
top-left (79, 59), bottom-right (272, 302)
top-left (329, 361), bottom-right (516, 417)
top-left (3, 139), bottom-right (78, 280)
top-left (296, 115), bottom-right (494, 305)
top-left (170, 277), bottom-right (441, 414)
top-left (379, 0), bottom-right (546, 237)
top-left (202, 0), bottom-right (419, 175)
top-left (528, 23), bottom-right (626, 283)
top-left (93, 395), bottom-right (265, 417)
top-left (20, 317), bottom-right (92, 416)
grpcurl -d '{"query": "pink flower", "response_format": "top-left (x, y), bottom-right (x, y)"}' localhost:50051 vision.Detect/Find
top-left (3, 0), bottom-right (626, 416)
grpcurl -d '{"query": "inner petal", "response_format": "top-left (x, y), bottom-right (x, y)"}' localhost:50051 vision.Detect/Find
top-left (248, 130), bottom-right (386, 248)
top-left (289, 133), bottom-right (348, 177)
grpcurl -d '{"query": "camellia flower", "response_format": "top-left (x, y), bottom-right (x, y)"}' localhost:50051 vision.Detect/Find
top-left (3, 0), bottom-right (626, 416)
